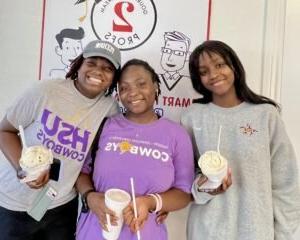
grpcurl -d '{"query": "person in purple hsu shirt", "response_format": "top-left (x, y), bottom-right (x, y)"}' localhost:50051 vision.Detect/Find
top-left (76, 59), bottom-right (195, 240)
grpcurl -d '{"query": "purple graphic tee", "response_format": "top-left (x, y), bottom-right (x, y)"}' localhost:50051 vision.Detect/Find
top-left (76, 114), bottom-right (194, 240)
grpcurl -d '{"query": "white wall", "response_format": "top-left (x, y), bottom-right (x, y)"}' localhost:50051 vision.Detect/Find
top-left (0, 1), bottom-right (42, 117)
top-left (282, 0), bottom-right (300, 159)
top-left (0, 0), bottom-right (299, 239)
top-left (282, 1), bottom-right (300, 236)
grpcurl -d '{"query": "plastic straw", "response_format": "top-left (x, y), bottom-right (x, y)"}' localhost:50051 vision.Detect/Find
top-left (217, 125), bottom-right (222, 153)
top-left (18, 125), bottom-right (27, 149)
top-left (105, 213), bottom-right (111, 232)
top-left (130, 177), bottom-right (141, 240)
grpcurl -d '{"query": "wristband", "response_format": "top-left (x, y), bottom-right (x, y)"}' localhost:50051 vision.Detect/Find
top-left (148, 193), bottom-right (162, 213)
top-left (81, 189), bottom-right (95, 213)
top-left (16, 166), bottom-right (26, 180)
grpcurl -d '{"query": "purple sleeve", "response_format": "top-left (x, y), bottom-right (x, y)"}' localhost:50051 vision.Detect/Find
top-left (81, 151), bottom-right (93, 174)
top-left (172, 126), bottom-right (195, 193)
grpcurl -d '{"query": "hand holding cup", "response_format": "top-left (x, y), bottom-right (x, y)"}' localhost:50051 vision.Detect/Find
top-left (102, 188), bottom-right (131, 240)
top-left (197, 167), bottom-right (232, 195)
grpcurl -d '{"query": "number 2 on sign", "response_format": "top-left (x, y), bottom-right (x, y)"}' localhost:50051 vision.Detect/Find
top-left (113, 2), bottom-right (134, 32)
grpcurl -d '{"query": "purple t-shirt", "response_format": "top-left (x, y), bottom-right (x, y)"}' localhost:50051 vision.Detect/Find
top-left (76, 114), bottom-right (194, 240)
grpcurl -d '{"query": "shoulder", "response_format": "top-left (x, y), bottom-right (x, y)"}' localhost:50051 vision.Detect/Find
top-left (185, 103), bottom-right (207, 114)
top-left (181, 103), bottom-right (207, 122)
top-left (37, 78), bottom-right (68, 91)
top-left (159, 117), bottom-right (191, 138)
top-left (105, 113), bottom-right (124, 127)
top-left (247, 103), bottom-right (280, 118)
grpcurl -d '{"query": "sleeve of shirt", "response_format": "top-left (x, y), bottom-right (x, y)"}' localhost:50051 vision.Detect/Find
top-left (81, 151), bottom-right (93, 174)
top-left (6, 83), bottom-right (44, 128)
top-left (180, 110), bottom-right (200, 160)
top-left (181, 109), bottom-right (216, 204)
top-left (81, 116), bottom-right (111, 175)
top-left (191, 174), bottom-right (216, 204)
top-left (171, 125), bottom-right (195, 193)
top-left (269, 109), bottom-right (300, 239)
top-left (106, 99), bottom-right (120, 117)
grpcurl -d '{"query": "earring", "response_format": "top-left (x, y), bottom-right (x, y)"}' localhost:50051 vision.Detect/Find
top-left (155, 89), bottom-right (159, 104)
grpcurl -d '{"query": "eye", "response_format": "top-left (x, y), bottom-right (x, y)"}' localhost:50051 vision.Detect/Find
top-left (138, 81), bottom-right (147, 87)
top-left (118, 85), bottom-right (128, 93)
top-left (85, 61), bottom-right (95, 67)
top-left (199, 70), bottom-right (207, 76)
top-left (173, 50), bottom-right (185, 56)
top-left (162, 48), bottom-right (172, 54)
top-left (103, 66), bottom-right (114, 73)
top-left (216, 62), bottom-right (226, 68)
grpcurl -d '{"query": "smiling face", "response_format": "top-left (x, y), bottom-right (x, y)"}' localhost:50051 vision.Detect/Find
top-left (76, 57), bottom-right (115, 98)
top-left (160, 40), bottom-right (187, 72)
top-left (118, 65), bottom-right (158, 120)
top-left (198, 52), bottom-right (238, 105)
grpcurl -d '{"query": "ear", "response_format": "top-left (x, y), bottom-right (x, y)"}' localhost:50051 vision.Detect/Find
top-left (55, 46), bottom-right (62, 56)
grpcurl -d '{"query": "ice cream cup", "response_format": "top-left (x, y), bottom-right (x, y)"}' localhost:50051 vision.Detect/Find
top-left (102, 188), bottom-right (131, 240)
top-left (19, 145), bottom-right (53, 183)
top-left (198, 150), bottom-right (228, 189)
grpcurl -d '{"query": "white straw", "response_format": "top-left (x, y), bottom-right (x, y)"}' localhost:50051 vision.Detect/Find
top-left (18, 125), bottom-right (27, 149)
top-left (130, 177), bottom-right (141, 240)
top-left (217, 125), bottom-right (222, 154)
top-left (105, 213), bottom-right (111, 232)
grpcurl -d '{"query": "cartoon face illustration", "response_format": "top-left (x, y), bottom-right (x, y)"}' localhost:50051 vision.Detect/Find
top-left (55, 27), bottom-right (85, 68)
top-left (55, 38), bottom-right (83, 67)
top-left (160, 31), bottom-right (190, 73)
top-left (49, 27), bottom-right (85, 79)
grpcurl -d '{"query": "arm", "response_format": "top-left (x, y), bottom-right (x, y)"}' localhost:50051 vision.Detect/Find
top-left (269, 111), bottom-right (300, 239)
top-left (124, 124), bottom-right (195, 232)
top-left (0, 116), bottom-right (49, 188)
top-left (76, 172), bottom-right (118, 231)
top-left (0, 116), bottom-right (22, 170)
top-left (191, 168), bottom-right (232, 205)
top-left (123, 188), bottom-right (191, 232)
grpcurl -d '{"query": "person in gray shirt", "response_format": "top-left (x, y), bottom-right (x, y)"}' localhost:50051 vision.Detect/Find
top-left (181, 40), bottom-right (300, 240)
top-left (0, 40), bottom-right (121, 240)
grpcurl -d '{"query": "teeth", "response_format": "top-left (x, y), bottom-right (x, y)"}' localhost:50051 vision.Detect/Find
top-left (212, 81), bottom-right (223, 86)
top-left (89, 77), bottom-right (102, 84)
top-left (131, 100), bottom-right (141, 104)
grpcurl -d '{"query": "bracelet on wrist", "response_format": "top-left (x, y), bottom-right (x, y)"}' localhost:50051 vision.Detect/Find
top-left (81, 189), bottom-right (95, 213)
top-left (16, 166), bottom-right (26, 180)
top-left (148, 193), bottom-right (162, 213)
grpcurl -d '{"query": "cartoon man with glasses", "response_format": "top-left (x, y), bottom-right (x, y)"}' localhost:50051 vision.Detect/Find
top-left (157, 31), bottom-right (200, 122)
top-left (160, 31), bottom-right (190, 91)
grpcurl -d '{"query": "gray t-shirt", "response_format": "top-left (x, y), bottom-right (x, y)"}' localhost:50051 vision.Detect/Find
top-left (181, 102), bottom-right (300, 240)
top-left (0, 78), bottom-right (118, 211)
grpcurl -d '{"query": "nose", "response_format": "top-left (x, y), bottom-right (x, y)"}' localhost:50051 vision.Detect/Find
top-left (128, 87), bottom-right (138, 97)
top-left (74, 47), bottom-right (81, 56)
top-left (167, 52), bottom-right (175, 61)
top-left (126, 85), bottom-right (140, 97)
top-left (92, 69), bottom-right (103, 78)
top-left (209, 67), bottom-right (219, 79)
top-left (71, 47), bottom-right (77, 57)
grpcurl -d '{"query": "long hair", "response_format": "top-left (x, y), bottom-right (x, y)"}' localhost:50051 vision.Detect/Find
top-left (65, 54), bottom-right (120, 96)
top-left (189, 40), bottom-right (280, 110)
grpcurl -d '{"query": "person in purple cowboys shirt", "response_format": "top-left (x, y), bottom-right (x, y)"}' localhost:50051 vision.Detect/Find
top-left (75, 59), bottom-right (195, 240)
